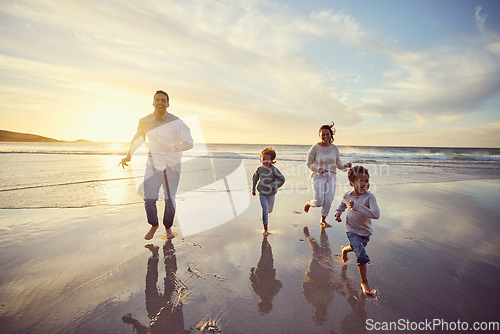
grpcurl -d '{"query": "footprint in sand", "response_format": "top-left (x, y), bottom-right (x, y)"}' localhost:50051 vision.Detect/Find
top-left (334, 254), bottom-right (343, 261)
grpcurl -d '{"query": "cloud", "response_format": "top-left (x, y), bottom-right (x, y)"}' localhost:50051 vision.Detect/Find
top-left (0, 0), bottom-right (365, 143)
top-left (371, 48), bottom-right (499, 117)
top-left (1, 0), bottom-right (499, 145)
top-left (342, 121), bottom-right (500, 147)
top-left (487, 41), bottom-right (500, 57)
top-left (350, 7), bottom-right (500, 124)
top-left (474, 6), bottom-right (487, 34)
top-left (474, 6), bottom-right (500, 59)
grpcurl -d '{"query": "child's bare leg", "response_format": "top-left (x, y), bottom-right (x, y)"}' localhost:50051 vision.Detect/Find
top-left (358, 264), bottom-right (373, 295)
top-left (145, 225), bottom-right (159, 240)
top-left (320, 216), bottom-right (332, 228)
top-left (165, 227), bottom-right (175, 239)
top-left (341, 245), bottom-right (353, 263)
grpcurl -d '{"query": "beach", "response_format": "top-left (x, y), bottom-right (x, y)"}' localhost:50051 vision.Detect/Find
top-left (1, 144), bottom-right (500, 333)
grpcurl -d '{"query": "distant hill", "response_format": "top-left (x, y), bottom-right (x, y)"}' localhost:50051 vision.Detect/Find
top-left (0, 130), bottom-right (61, 142)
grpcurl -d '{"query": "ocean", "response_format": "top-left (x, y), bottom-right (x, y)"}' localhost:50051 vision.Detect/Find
top-left (1, 142), bottom-right (499, 209)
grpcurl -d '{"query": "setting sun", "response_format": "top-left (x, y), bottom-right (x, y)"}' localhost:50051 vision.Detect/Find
top-left (82, 98), bottom-right (145, 142)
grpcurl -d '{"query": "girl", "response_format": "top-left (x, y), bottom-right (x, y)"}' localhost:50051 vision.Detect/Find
top-left (252, 147), bottom-right (286, 235)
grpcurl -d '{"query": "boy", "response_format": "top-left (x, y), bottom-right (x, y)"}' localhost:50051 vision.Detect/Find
top-left (335, 166), bottom-right (380, 295)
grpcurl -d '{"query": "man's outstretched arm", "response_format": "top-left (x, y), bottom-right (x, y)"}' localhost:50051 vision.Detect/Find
top-left (119, 126), bottom-right (145, 168)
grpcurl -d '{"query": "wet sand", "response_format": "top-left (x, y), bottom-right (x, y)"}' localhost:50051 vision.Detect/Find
top-left (1, 178), bottom-right (500, 333)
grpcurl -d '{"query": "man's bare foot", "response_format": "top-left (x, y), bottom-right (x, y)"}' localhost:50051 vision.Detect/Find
top-left (166, 228), bottom-right (175, 239)
top-left (145, 225), bottom-right (159, 240)
top-left (303, 226), bottom-right (310, 236)
top-left (341, 245), bottom-right (349, 263)
top-left (360, 281), bottom-right (373, 295)
top-left (304, 202), bottom-right (310, 213)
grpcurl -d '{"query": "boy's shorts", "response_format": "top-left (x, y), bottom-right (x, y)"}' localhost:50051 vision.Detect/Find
top-left (346, 232), bottom-right (370, 266)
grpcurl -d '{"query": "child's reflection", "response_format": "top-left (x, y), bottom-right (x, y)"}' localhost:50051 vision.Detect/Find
top-left (339, 265), bottom-right (368, 334)
top-left (123, 240), bottom-right (186, 334)
top-left (249, 234), bottom-right (282, 313)
top-left (302, 226), bottom-right (344, 323)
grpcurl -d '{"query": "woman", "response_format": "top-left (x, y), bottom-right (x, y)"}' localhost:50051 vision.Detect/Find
top-left (304, 122), bottom-right (351, 227)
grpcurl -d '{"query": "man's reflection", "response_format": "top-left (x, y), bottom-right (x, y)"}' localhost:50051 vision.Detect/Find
top-left (302, 226), bottom-right (344, 323)
top-left (123, 240), bottom-right (186, 334)
top-left (249, 234), bottom-right (282, 313)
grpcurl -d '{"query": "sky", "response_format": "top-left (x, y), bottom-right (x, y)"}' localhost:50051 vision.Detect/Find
top-left (1, 0), bottom-right (500, 147)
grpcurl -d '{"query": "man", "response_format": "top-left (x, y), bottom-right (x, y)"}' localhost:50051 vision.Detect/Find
top-left (119, 90), bottom-right (193, 240)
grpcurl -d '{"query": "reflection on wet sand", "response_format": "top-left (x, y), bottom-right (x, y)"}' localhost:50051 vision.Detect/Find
top-left (338, 265), bottom-right (368, 334)
top-left (249, 234), bottom-right (282, 313)
top-left (301, 226), bottom-right (345, 324)
top-left (122, 240), bottom-right (187, 334)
